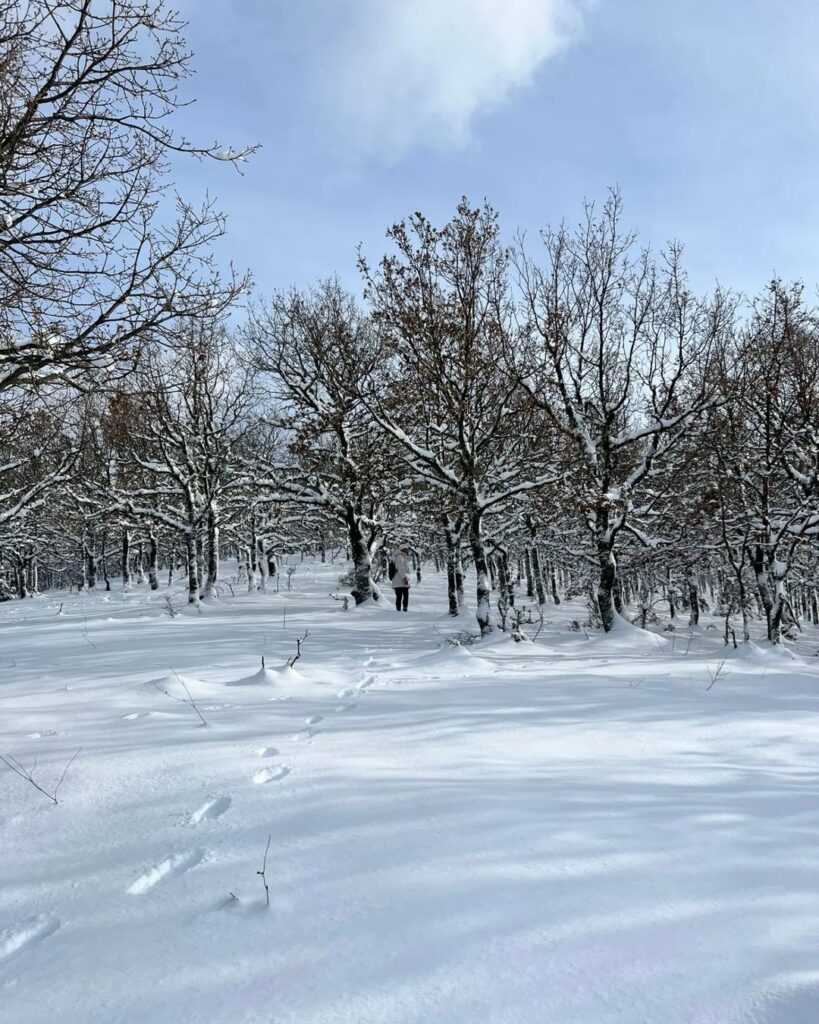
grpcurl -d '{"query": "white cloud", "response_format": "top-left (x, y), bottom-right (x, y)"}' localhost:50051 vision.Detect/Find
top-left (328, 0), bottom-right (586, 159)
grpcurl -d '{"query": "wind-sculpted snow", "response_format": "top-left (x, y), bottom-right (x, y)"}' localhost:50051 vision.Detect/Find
top-left (3, 563), bottom-right (819, 1022)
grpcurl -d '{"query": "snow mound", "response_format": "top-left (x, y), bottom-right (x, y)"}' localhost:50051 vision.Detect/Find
top-left (225, 666), bottom-right (282, 687)
top-left (422, 643), bottom-right (497, 676)
top-left (145, 672), bottom-right (209, 694)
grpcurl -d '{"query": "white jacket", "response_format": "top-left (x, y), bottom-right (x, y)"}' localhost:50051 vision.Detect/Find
top-left (390, 550), bottom-right (412, 589)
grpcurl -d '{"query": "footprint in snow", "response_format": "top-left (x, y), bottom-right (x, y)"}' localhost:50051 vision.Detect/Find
top-left (122, 712), bottom-right (147, 721)
top-left (252, 765), bottom-right (290, 785)
top-left (291, 728), bottom-right (314, 741)
top-left (0, 917), bottom-right (60, 965)
top-left (336, 688), bottom-right (357, 699)
top-left (127, 848), bottom-right (204, 895)
top-left (189, 796), bottom-right (231, 824)
top-left (305, 715), bottom-right (323, 726)
top-left (334, 703), bottom-right (357, 713)
top-left (357, 675), bottom-right (375, 691)
top-left (256, 746), bottom-right (279, 758)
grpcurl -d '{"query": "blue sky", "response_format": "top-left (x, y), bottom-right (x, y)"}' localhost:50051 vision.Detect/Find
top-left (171, 0), bottom-right (819, 300)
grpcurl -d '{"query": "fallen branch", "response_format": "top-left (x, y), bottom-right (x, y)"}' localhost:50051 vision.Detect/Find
top-left (1, 748), bottom-right (81, 804)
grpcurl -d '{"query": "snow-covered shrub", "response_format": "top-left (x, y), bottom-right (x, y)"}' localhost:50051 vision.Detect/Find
top-left (444, 630), bottom-right (480, 647)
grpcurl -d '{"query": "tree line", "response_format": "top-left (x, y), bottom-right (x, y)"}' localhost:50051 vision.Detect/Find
top-left (3, 1), bottom-right (819, 646)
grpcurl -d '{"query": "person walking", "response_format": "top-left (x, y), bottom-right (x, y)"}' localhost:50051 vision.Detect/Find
top-left (389, 544), bottom-right (412, 612)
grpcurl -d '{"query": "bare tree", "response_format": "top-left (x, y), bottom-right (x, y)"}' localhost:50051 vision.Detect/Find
top-left (0, 0), bottom-right (254, 393)
top-left (248, 281), bottom-right (392, 606)
top-left (515, 190), bottom-right (734, 630)
top-left (361, 200), bottom-right (557, 634)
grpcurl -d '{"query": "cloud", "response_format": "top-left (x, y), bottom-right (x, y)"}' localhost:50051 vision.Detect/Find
top-left (327, 0), bottom-right (586, 159)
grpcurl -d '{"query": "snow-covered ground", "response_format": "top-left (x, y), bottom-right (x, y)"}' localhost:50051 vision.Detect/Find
top-left (3, 562), bottom-right (819, 1023)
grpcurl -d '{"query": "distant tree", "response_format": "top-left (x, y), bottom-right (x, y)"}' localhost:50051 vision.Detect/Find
top-left (248, 281), bottom-right (393, 606)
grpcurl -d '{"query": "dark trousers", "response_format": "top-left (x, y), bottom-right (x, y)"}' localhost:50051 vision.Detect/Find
top-left (394, 586), bottom-right (409, 611)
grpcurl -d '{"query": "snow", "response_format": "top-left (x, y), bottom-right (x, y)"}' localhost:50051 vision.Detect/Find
top-left (3, 564), bottom-right (819, 1022)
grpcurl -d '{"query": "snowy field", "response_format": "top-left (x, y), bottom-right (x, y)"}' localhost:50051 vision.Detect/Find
top-left (3, 563), bottom-right (819, 1024)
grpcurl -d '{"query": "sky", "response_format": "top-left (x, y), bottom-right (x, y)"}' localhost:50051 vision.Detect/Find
top-left (170, 0), bottom-right (819, 302)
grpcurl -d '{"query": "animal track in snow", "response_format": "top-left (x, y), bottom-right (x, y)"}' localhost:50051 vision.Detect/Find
top-left (357, 675), bottom-right (376, 691)
top-left (305, 715), bottom-right (323, 726)
top-left (0, 917), bottom-right (59, 965)
top-left (252, 765), bottom-right (290, 785)
top-left (256, 746), bottom-right (279, 758)
top-left (190, 797), bottom-right (231, 824)
top-left (336, 688), bottom-right (357, 699)
top-left (334, 702), bottom-right (357, 713)
top-left (127, 848), bottom-right (203, 895)
top-left (291, 728), bottom-right (314, 741)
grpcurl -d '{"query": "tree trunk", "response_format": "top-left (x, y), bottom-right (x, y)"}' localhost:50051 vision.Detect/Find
top-left (85, 538), bottom-right (97, 589)
top-left (193, 535), bottom-right (204, 592)
top-left (523, 548), bottom-right (534, 598)
top-left (455, 551), bottom-right (465, 608)
top-left (769, 559), bottom-right (788, 644)
top-left (596, 510), bottom-right (616, 632)
top-left (203, 512), bottom-right (219, 600)
top-left (530, 546), bottom-right (546, 605)
top-left (346, 507), bottom-right (374, 605)
top-left (686, 569), bottom-right (700, 626)
top-left (122, 528), bottom-right (132, 589)
top-left (550, 563), bottom-right (561, 605)
top-left (446, 558), bottom-right (458, 616)
top-left (257, 537), bottom-right (268, 592)
top-left (245, 545), bottom-right (256, 592)
top-left (185, 532), bottom-right (200, 604)
top-left (443, 516), bottom-right (462, 617)
top-left (597, 551), bottom-right (617, 632)
top-left (101, 535), bottom-right (110, 591)
top-left (469, 511), bottom-right (492, 635)
top-left (147, 530), bottom-right (159, 591)
top-left (499, 552), bottom-right (514, 607)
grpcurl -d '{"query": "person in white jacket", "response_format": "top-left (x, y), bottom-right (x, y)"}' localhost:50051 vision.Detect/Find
top-left (390, 544), bottom-right (412, 611)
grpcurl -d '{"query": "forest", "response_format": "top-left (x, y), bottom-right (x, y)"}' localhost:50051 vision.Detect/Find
top-left (3, 1), bottom-right (819, 648)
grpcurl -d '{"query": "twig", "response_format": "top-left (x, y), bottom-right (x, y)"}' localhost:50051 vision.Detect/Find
top-left (288, 630), bottom-right (310, 668)
top-left (257, 833), bottom-right (271, 907)
top-left (153, 669), bottom-right (208, 727)
top-left (705, 660), bottom-right (729, 691)
top-left (79, 603), bottom-right (97, 649)
top-left (1, 748), bottom-right (81, 804)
